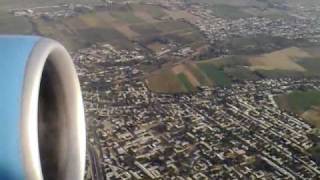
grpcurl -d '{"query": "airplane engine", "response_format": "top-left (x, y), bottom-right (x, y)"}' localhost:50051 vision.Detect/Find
top-left (0, 36), bottom-right (86, 180)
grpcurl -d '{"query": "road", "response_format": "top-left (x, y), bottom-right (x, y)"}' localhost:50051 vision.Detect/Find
top-left (88, 144), bottom-right (104, 180)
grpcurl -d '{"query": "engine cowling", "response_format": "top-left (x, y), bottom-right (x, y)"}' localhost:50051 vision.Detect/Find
top-left (0, 36), bottom-right (86, 180)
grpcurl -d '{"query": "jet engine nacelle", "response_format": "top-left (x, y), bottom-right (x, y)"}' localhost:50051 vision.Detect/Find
top-left (0, 36), bottom-right (86, 180)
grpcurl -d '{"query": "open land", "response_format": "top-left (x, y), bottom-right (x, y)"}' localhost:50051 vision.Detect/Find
top-left (2, 0), bottom-right (320, 179)
top-left (30, 4), bottom-right (206, 51)
top-left (276, 91), bottom-right (320, 128)
top-left (148, 47), bottom-right (320, 93)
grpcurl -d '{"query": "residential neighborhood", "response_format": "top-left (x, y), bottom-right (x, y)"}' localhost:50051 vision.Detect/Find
top-left (5, 0), bottom-right (320, 179)
top-left (76, 43), bottom-right (320, 179)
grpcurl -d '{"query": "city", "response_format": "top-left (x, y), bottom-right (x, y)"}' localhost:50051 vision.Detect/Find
top-left (4, 0), bottom-right (320, 179)
top-left (76, 43), bottom-right (320, 179)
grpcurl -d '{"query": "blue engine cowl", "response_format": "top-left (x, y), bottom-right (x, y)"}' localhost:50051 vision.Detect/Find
top-left (0, 36), bottom-right (86, 180)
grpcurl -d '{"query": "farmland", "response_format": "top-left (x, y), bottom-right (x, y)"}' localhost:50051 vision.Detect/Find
top-left (197, 62), bottom-right (232, 87)
top-left (172, 64), bottom-right (200, 87)
top-left (147, 46), bottom-right (320, 93)
top-left (110, 10), bottom-right (143, 24)
top-left (276, 91), bottom-right (320, 114)
top-left (27, 4), bottom-right (206, 51)
top-left (0, 0), bottom-right (101, 10)
top-left (275, 90), bottom-right (320, 128)
top-left (146, 70), bottom-right (186, 93)
top-left (146, 60), bottom-right (232, 93)
top-left (177, 73), bottom-right (195, 92)
top-left (296, 58), bottom-right (320, 76)
top-left (211, 4), bottom-right (251, 19)
top-left (147, 63), bottom-right (202, 93)
top-left (202, 47), bottom-right (320, 80)
top-left (248, 47), bottom-right (310, 72)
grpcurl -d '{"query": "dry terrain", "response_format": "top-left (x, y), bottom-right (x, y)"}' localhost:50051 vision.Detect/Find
top-left (276, 90), bottom-right (320, 128)
top-left (147, 42), bottom-right (169, 54)
top-left (249, 47), bottom-right (311, 71)
top-left (147, 46), bottom-right (320, 93)
top-left (165, 10), bottom-right (200, 23)
top-left (146, 70), bottom-right (186, 93)
top-left (172, 64), bottom-right (200, 87)
top-left (31, 4), bottom-right (206, 51)
top-left (302, 108), bottom-right (320, 128)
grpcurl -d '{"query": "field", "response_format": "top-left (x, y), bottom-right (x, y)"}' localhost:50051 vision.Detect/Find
top-left (165, 10), bottom-right (200, 23)
top-left (305, 47), bottom-right (320, 57)
top-left (197, 62), bottom-right (232, 86)
top-left (0, 10), bottom-right (32, 34)
top-left (204, 47), bottom-right (320, 80)
top-left (275, 91), bottom-right (320, 128)
top-left (276, 91), bottom-right (320, 114)
top-left (0, 3), bottom-right (207, 51)
top-left (0, 0), bottom-right (101, 9)
top-left (296, 58), bottom-right (320, 76)
top-left (221, 35), bottom-right (312, 55)
top-left (146, 60), bottom-right (232, 93)
top-left (26, 4), bottom-right (206, 51)
top-left (147, 63), bottom-right (202, 93)
top-left (132, 4), bottom-right (168, 20)
top-left (172, 64), bottom-right (200, 87)
top-left (146, 46), bottom-right (320, 93)
top-left (136, 20), bottom-right (206, 45)
top-left (110, 10), bottom-right (143, 24)
top-left (185, 63), bottom-right (211, 85)
top-left (248, 47), bottom-right (310, 72)
top-left (147, 42), bottom-right (168, 54)
top-left (177, 73), bottom-right (195, 92)
top-left (130, 23), bottom-right (160, 37)
top-left (211, 4), bottom-right (251, 19)
top-left (146, 70), bottom-right (187, 93)
top-left (192, 0), bottom-right (264, 6)
top-left (251, 47), bottom-right (320, 78)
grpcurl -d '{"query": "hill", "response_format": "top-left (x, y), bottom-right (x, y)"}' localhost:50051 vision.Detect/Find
top-left (146, 47), bottom-right (320, 93)
top-left (275, 91), bottom-right (320, 128)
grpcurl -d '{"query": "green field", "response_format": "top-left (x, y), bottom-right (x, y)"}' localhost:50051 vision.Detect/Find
top-left (147, 46), bottom-right (320, 94)
top-left (30, 4), bottom-right (205, 50)
top-left (297, 58), bottom-right (320, 76)
top-left (190, 0), bottom-right (265, 7)
top-left (177, 73), bottom-right (194, 92)
top-left (254, 57), bottom-right (320, 79)
top-left (276, 91), bottom-right (320, 128)
top-left (132, 19), bottom-right (206, 50)
top-left (155, 21), bottom-right (194, 32)
top-left (110, 11), bottom-right (143, 24)
top-left (211, 4), bottom-right (251, 19)
top-left (225, 67), bottom-right (259, 80)
top-left (32, 9), bottom-right (140, 50)
top-left (198, 46), bottom-right (320, 80)
top-left (197, 63), bottom-right (232, 86)
top-left (132, 4), bottom-right (167, 19)
top-left (256, 69), bottom-right (305, 78)
top-left (147, 70), bottom-right (186, 93)
top-left (147, 70), bottom-right (197, 93)
top-left (276, 91), bottom-right (320, 114)
top-left (309, 144), bottom-right (320, 165)
top-left (130, 23), bottom-right (160, 36)
top-left (185, 63), bottom-right (210, 85)
top-left (0, 3), bottom-right (206, 51)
